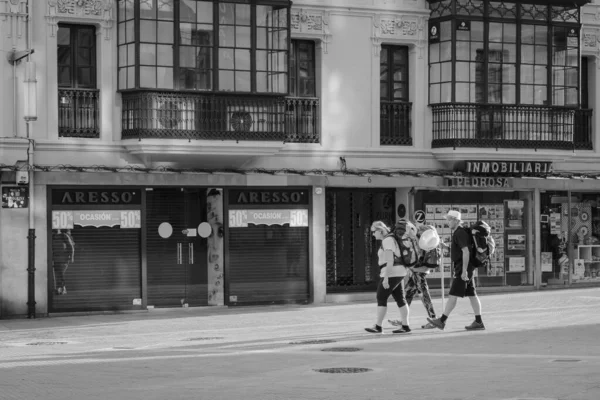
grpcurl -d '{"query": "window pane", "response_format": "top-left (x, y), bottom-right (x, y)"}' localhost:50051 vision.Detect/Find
top-left (440, 41), bottom-right (451, 61)
top-left (218, 2), bottom-right (235, 24)
top-left (219, 26), bottom-right (235, 46)
top-left (456, 61), bottom-right (469, 81)
top-left (118, 23), bottom-right (125, 45)
top-left (441, 83), bottom-right (452, 102)
top-left (140, 43), bottom-right (155, 65)
top-left (180, 0), bottom-right (196, 22)
top-left (140, 66), bottom-right (156, 87)
top-left (119, 68), bottom-right (126, 89)
top-left (235, 71), bottom-right (251, 91)
top-left (488, 84), bottom-right (501, 103)
top-left (441, 62), bottom-right (452, 81)
top-left (535, 65), bottom-right (547, 84)
top-left (456, 83), bottom-right (470, 102)
top-left (502, 65), bottom-right (515, 84)
top-left (157, 44), bottom-right (173, 66)
top-left (393, 66), bottom-right (406, 81)
top-left (157, 67), bottom-right (173, 89)
top-left (236, 26), bottom-right (251, 48)
top-left (393, 83), bottom-right (406, 100)
top-left (77, 48), bottom-right (92, 65)
top-left (257, 50), bottom-right (268, 71)
top-left (58, 47), bottom-right (71, 65)
top-left (219, 70), bottom-right (234, 91)
top-left (219, 48), bottom-right (234, 69)
top-left (257, 72), bottom-right (268, 92)
top-left (440, 20), bottom-right (451, 41)
top-left (157, 0), bottom-right (174, 20)
top-left (126, 20), bottom-right (135, 42)
top-left (566, 88), bottom-right (577, 105)
top-left (196, 1), bottom-right (212, 24)
top-left (157, 21), bottom-right (173, 43)
top-left (535, 26), bottom-right (548, 45)
top-left (504, 24), bottom-right (516, 43)
top-left (236, 4), bottom-right (251, 25)
top-left (535, 46), bottom-right (547, 64)
top-left (140, 0), bottom-right (156, 19)
top-left (503, 85), bottom-right (515, 103)
top-left (471, 21), bottom-right (484, 41)
top-left (58, 66), bottom-right (71, 86)
top-left (257, 27), bottom-right (267, 48)
top-left (141, 20), bottom-right (157, 42)
top-left (456, 41), bottom-right (469, 61)
top-left (127, 43), bottom-right (135, 65)
top-left (489, 23), bottom-right (502, 42)
top-left (521, 45), bottom-right (534, 63)
top-left (503, 44), bottom-right (516, 63)
top-left (118, 45), bottom-right (126, 67)
top-left (522, 25), bottom-right (534, 44)
top-left (235, 49), bottom-right (251, 70)
top-left (256, 5), bottom-right (271, 26)
top-left (77, 68), bottom-right (93, 86)
top-left (430, 63), bottom-right (440, 83)
top-left (534, 86), bottom-right (547, 105)
top-left (380, 82), bottom-right (388, 99)
top-left (565, 67), bottom-right (578, 86)
top-left (127, 66), bottom-right (135, 89)
top-left (429, 43), bottom-right (440, 63)
top-left (430, 84), bottom-right (440, 104)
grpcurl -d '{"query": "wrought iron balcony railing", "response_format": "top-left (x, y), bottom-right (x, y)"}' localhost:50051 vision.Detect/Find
top-left (431, 103), bottom-right (593, 150)
top-left (285, 97), bottom-right (320, 143)
top-left (121, 91), bottom-right (321, 143)
top-left (58, 88), bottom-right (100, 138)
top-left (380, 101), bottom-right (412, 145)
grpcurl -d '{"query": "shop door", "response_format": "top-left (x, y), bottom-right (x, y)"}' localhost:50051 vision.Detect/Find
top-left (146, 188), bottom-right (208, 307)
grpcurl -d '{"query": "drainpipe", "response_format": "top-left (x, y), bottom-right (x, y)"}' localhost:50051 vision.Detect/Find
top-left (25, 0), bottom-right (36, 319)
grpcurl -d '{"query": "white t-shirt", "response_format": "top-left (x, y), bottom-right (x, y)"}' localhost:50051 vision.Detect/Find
top-left (379, 237), bottom-right (407, 278)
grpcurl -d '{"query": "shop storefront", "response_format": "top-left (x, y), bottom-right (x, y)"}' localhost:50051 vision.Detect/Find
top-left (540, 190), bottom-right (600, 286)
top-left (225, 188), bottom-right (311, 305)
top-left (48, 188), bottom-right (143, 312)
top-left (325, 188), bottom-right (396, 292)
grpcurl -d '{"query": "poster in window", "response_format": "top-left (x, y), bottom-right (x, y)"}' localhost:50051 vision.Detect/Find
top-left (507, 234), bottom-right (526, 250)
top-left (541, 252), bottom-right (553, 272)
top-left (507, 200), bottom-right (524, 228)
top-left (550, 212), bottom-right (561, 234)
top-left (2, 186), bottom-right (29, 208)
top-left (508, 256), bottom-right (525, 272)
top-left (429, 21), bottom-right (440, 43)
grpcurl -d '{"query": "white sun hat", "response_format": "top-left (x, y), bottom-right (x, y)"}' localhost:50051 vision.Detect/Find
top-left (445, 210), bottom-right (462, 221)
top-left (418, 229), bottom-right (440, 251)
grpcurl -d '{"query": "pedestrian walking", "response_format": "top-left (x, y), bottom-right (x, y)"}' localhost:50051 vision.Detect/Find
top-left (365, 220), bottom-right (412, 334)
top-left (389, 224), bottom-right (440, 329)
top-left (52, 229), bottom-right (75, 295)
top-left (427, 210), bottom-right (486, 331)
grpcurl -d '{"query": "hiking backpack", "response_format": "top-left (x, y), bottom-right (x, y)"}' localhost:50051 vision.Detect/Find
top-left (416, 225), bottom-right (441, 269)
top-left (385, 219), bottom-right (419, 267)
top-left (468, 221), bottom-right (496, 268)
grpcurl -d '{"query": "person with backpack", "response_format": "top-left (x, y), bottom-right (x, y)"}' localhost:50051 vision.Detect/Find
top-left (389, 224), bottom-right (440, 329)
top-left (427, 210), bottom-right (486, 331)
top-left (364, 220), bottom-right (412, 334)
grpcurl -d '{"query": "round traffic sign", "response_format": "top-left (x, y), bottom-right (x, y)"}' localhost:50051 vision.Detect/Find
top-left (414, 210), bottom-right (426, 223)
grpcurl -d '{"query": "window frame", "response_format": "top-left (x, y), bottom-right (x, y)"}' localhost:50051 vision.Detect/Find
top-left (427, 1), bottom-right (581, 107)
top-left (117, 0), bottom-right (292, 94)
top-left (289, 39), bottom-right (316, 97)
top-left (380, 45), bottom-right (410, 102)
top-left (57, 24), bottom-right (97, 89)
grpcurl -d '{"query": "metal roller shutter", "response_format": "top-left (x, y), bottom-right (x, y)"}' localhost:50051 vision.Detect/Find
top-left (228, 225), bottom-right (309, 304)
top-left (50, 226), bottom-right (141, 312)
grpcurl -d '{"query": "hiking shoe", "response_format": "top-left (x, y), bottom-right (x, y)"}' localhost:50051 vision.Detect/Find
top-left (465, 321), bottom-right (485, 331)
top-left (387, 319), bottom-right (402, 327)
top-left (421, 322), bottom-right (437, 329)
top-left (364, 325), bottom-right (382, 333)
top-left (426, 317), bottom-right (446, 331)
top-left (392, 326), bottom-right (411, 334)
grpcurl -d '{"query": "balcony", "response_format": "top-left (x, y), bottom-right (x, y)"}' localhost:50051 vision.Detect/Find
top-left (431, 104), bottom-right (593, 150)
top-left (380, 101), bottom-right (412, 146)
top-left (121, 91), bottom-right (320, 144)
top-left (58, 88), bottom-right (100, 138)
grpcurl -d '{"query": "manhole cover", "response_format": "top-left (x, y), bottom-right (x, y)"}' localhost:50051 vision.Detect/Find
top-left (290, 339), bottom-right (336, 345)
top-left (321, 347), bottom-right (362, 352)
top-left (26, 342), bottom-right (67, 346)
top-left (182, 337), bottom-right (224, 341)
top-left (314, 367), bottom-right (372, 374)
top-left (552, 359), bottom-right (581, 363)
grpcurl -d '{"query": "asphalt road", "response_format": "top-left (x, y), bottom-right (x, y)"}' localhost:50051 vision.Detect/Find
top-left (0, 288), bottom-right (599, 400)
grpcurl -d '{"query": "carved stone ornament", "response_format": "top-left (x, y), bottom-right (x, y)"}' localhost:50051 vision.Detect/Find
top-left (46, 0), bottom-right (114, 40)
top-left (582, 28), bottom-right (600, 69)
top-left (372, 14), bottom-right (426, 58)
top-left (291, 8), bottom-right (331, 53)
top-left (0, 0), bottom-right (28, 41)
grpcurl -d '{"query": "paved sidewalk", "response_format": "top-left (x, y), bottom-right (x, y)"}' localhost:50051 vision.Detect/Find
top-left (0, 288), bottom-right (599, 400)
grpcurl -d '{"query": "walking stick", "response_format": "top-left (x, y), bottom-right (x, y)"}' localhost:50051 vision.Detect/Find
top-left (440, 246), bottom-right (445, 311)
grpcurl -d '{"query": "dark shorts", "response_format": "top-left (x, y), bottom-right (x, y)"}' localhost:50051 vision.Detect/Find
top-left (376, 277), bottom-right (406, 308)
top-left (449, 265), bottom-right (477, 298)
